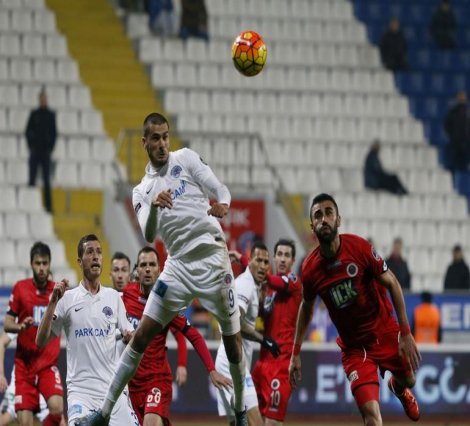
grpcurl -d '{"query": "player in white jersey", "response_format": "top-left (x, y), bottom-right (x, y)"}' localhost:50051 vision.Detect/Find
top-left (0, 332), bottom-right (49, 425)
top-left (35, 234), bottom-right (138, 426)
top-left (216, 242), bottom-right (281, 426)
top-left (75, 112), bottom-right (247, 426)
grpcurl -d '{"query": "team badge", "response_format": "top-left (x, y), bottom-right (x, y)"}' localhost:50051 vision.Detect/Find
top-left (224, 274), bottom-right (233, 285)
top-left (346, 263), bottom-right (358, 277)
top-left (170, 165), bottom-right (182, 178)
top-left (102, 306), bottom-right (113, 318)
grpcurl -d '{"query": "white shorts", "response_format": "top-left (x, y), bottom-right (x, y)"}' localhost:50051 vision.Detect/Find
top-left (143, 245), bottom-right (241, 336)
top-left (215, 344), bottom-right (258, 419)
top-left (67, 392), bottom-right (139, 426)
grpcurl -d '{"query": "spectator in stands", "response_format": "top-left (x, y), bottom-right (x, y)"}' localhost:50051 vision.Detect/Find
top-left (444, 90), bottom-right (470, 174)
top-left (25, 88), bottom-right (57, 213)
top-left (147, 0), bottom-right (176, 36)
top-left (379, 17), bottom-right (408, 72)
top-left (444, 245), bottom-right (470, 290)
top-left (429, 0), bottom-right (457, 49)
top-left (110, 251), bottom-right (132, 292)
top-left (179, 0), bottom-right (209, 41)
top-left (412, 291), bottom-right (441, 344)
top-left (364, 139), bottom-right (408, 195)
top-left (386, 237), bottom-right (411, 291)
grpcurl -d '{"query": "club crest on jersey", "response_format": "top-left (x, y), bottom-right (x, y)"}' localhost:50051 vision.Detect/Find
top-left (153, 280), bottom-right (168, 298)
top-left (170, 165), bottom-right (182, 178)
top-left (224, 274), bottom-right (232, 285)
top-left (346, 263), bottom-right (358, 277)
top-left (102, 306), bottom-right (113, 318)
top-left (330, 279), bottom-right (358, 309)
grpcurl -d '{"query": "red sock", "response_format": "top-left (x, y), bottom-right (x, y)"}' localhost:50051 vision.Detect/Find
top-left (43, 413), bottom-right (62, 426)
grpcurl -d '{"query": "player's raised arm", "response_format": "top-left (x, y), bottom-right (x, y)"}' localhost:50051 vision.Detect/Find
top-left (378, 269), bottom-right (421, 371)
top-left (36, 280), bottom-right (67, 348)
top-left (289, 297), bottom-right (315, 389)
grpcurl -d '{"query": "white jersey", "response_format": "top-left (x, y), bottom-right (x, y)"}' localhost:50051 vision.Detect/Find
top-left (51, 283), bottom-right (133, 400)
top-left (133, 148), bottom-right (231, 259)
top-left (216, 267), bottom-right (260, 369)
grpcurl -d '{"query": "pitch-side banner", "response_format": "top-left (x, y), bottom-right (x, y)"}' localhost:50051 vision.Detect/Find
top-left (165, 346), bottom-right (470, 416)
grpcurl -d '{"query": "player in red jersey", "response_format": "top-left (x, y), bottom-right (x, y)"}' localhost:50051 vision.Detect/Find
top-left (3, 242), bottom-right (64, 426)
top-left (289, 193), bottom-right (421, 425)
top-left (251, 239), bottom-right (302, 425)
top-left (124, 246), bottom-right (232, 425)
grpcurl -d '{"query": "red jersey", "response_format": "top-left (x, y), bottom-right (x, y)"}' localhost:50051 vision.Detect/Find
top-left (123, 282), bottom-right (215, 393)
top-left (260, 272), bottom-right (302, 361)
top-left (8, 279), bottom-right (61, 372)
top-left (301, 234), bottom-right (397, 348)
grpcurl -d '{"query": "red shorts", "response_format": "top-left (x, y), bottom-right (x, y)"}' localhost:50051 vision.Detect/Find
top-left (129, 382), bottom-right (172, 426)
top-left (252, 359), bottom-right (292, 421)
top-left (340, 330), bottom-right (413, 406)
top-left (15, 364), bottom-right (63, 413)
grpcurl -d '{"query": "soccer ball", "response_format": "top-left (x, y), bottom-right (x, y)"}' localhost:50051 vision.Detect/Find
top-left (231, 30), bottom-right (267, 77)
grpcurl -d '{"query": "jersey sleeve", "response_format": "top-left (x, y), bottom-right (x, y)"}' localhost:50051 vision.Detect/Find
top-left (362, 240), bottom-right (388, 277)
top-left (301, 258), bottom-right (317, 302)
top-left (267, 272), bottom-right (301, 294)
top-left (7, 283), bottom-right (21, 317)
top-left (170, 323), bottom-right (188, 367)
top-left (132, 184), bottom-right (151, 238)
top-left (184, 148), bottom-right (231, 206)
top-left (51, 298), bottom-right (66, 337)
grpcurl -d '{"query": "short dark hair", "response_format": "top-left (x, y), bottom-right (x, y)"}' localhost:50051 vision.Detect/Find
top-left (143, 113), bottom-right (169, 138)
top-left (136, 246), bottom-right (160, 264)
top-left (111, 251), bottom-right (131, 268)
top-left (310, 193), bottom-right (339, 221)
top-left (421, 291), bottom-right (433, 303)
top-left (77, 234), bottom-right (99, 258)
top-left (274, 238), bottom-right (296, 260)
top-left (250, 241), bottom-right (268, 257)
top-left (30, 241), bottom-right (51, 263)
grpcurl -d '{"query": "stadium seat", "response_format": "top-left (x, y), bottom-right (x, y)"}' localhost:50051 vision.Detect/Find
top-left (17, 186), bottom-right (42, 212)
top-left (45, 34), bottom-right (68, 58)
top-left (4, 212), bottom-right (29, 239)
top-left (5, 160), bottom-right (28, 184)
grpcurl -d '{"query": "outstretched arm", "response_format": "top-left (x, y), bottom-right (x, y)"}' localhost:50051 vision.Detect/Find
top-left (289, 298), bottom-right (314, 389)
top-left (378, 269), bottom-right (421, 371)
top-left (170, 326), bottom-right (188, 386)
top-left (0, 333), bottom-right (12, 392)
top-left (36, 280), bottom-right (67, 348)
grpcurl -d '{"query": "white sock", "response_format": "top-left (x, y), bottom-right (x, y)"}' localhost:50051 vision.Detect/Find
top-left (102, 345), bottom-right (143, 417)
top-left (229, 352), bottom-right (245, 413)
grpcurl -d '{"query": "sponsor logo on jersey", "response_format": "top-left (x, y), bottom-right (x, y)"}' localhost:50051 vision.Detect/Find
top-left (348, 370), bottom-right (359, 383)
top-left (170, 165), bottom-right (182, 178)
top-left (171, 180), bottom-right (187, 201)
top-left (127, 315), bottom-right (140, 330)
top-left (102, 306), bottom-right (113, 318)
top-left (74, 326), bottom-right (112, 338)
top-left (153, 280), bottom-right (168, 298)
top-left (346, 263), bottom-right (358, 277)
top-left (32, 305), bottom-right (47, 326)
top-left (329, 279), bottom-right (358, 309)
